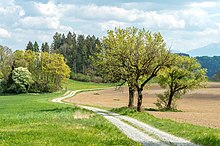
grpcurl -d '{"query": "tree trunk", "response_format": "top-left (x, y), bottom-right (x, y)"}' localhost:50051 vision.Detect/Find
top-left (167, 91), bottom-right (174, 110)
top-left (128, 86), bottom-right (135, 108)
top-left (137, 88), bottom-right (143, 112)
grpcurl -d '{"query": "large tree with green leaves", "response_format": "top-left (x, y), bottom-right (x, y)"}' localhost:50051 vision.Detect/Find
top-left (96, 27), bottom-right (172, 111)
top-left (157, 55), bottom-right (207, 110)
top-left (41, 42), bottom-right (50, 53)
top-left (0, 45), bottom-right (12, 80)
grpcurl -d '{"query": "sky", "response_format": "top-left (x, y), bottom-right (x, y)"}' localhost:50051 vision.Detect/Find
top-left (0, 0), bottom-right (220, 52)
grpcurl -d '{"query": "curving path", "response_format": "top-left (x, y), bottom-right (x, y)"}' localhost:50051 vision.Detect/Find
top-left (52, 90), bottom-right (199, 146)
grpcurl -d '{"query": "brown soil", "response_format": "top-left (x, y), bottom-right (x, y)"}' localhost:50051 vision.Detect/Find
top-left (65, 82), bottom-right (220, 129)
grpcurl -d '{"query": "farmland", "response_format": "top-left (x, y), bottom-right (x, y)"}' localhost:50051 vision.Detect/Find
top-left (66, 82), bottom-right (220, 129)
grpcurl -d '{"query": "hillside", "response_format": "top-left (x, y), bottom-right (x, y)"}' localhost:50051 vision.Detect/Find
top-left (188, 43), bottom-right (220, 57)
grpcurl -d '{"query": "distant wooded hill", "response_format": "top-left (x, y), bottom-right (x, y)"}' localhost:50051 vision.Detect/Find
top-left (177, 53), bottom-right (220, 79)
top-left (195, 56), bottom-right (220, 79)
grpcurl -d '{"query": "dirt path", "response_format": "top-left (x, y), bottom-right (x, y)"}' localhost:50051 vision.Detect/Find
top-left (52, 90), bottom-right (198, 146)
top-left (65, 83), bottom-right (220, 129)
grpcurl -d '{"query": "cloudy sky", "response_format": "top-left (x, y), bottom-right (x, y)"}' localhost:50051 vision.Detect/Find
top-left (0, 0), bottom-right (220, 52)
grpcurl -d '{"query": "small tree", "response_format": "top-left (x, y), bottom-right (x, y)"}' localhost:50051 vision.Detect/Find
top-left (26, 41), bottom-right (34, 51)
top-left (156, 55), bottom-right (207, 110)
top-left (7, 67), bottom-right (33, 93)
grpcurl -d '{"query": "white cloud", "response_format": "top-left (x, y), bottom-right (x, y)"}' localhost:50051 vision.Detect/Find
top-left (200, 28), bottom-right (219, 36)
top-left (174, 8), bottom-right (211, 29)
top-left (99, 20), bottom-right (127, 31)
top-left (35, 1), bottom-right (59, 17)
top-left (20, 16), bottom-right (60, 30)
top-left (0, 27), bottom-right (11, 38)
top-left (189, 2), bottom-right (217, 8)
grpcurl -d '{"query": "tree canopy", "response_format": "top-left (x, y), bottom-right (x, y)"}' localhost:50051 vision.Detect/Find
top-left (95, 27), bottom-right (172, 111)
top-left (157, 55), bottom-right (207, 110)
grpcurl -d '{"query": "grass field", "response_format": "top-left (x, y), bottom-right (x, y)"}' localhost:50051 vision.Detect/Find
top-left (65, 79), bottom-right (115, 90)
top-left (0, 80), bottom-right (139, 145)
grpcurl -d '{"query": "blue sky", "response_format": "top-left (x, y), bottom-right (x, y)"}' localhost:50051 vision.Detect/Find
top-left (0, 0), bottom-right (220, 52)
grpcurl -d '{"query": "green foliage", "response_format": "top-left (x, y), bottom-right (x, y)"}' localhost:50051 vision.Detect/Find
top-left (10, 67), bottom-right (33, 93)
top-left (196, 56), bottom-right (220, 78)
top-left (41, 42), bottom-right (50, 52)
top-left (0, 45), bottom-right (13, 80)
top-left (3, 50), bottom-right (70, 93)
top-left (95, 27), bottom-right (172, 111)
top-left (38, 52), bottom-right (71, 92)
top-left (72, 73), bottom-right (91, 82)
top-left (33, 41), bottom-right (39, 52)
top-left (112, 107), bottom-right (220, 146)
top-left (26, 41), bottom-right (34, 51)
top-left (51, 32), bottom-right (101, 75)
top-left (157, 55), bottom-right (208, 110)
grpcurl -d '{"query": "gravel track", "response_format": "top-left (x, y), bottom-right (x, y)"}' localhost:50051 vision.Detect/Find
top-left (52, 90), bottom-right (199, 146)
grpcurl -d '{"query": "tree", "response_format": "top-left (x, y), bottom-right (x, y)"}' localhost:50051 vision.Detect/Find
top-left (26, 41), bottom-right (34, 51)
top-left (96, 27), bottom-right (172, 111)
top-left (0, 45), bottom-right (13, 80)
top-left (10, 67), bottom-right (33, 93)
top-left (157, 55), bottom-right (207, 110)
top-left (33, 41), bottom-right (39, 52)
top-left (41, 42), bottom-right (50, 53)
top-left (40, 52), bottom-right (71, 92)
top-left (51, 32), bottom-right (62, 52)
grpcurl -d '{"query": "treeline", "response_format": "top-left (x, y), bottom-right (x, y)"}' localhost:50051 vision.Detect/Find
top-left (0, 45), bottom-right (70, 93)
top-left (177, 53), bottom-right (220, 80)
top-left (26, 32), bottom-right (101, 77)
top-left (195, 56), bottom-right (220, 79)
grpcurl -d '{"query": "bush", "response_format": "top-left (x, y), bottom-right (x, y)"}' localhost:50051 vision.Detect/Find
top-left (72, 73), bottom-right (91, 82)
top-left (11, 67), bottom-right (33, 93)
top-left (91, 76), bottom-right (103, 83)
top-left (0, 79), bottom-right (3, 93)
top-left (70, 72), bottom-right (75, 80)
top-left (155, 91), bottom-right (180, 111)
top-left (2, 67), bottom-right (33, 93)
top-left (70, 72), bottom-right (104, 83)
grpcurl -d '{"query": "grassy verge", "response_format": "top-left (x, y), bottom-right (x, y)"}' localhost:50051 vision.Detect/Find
top-left (65, 79), bottom-right (116, 90)
top-left (111, 107), bottom-right (220, 146)
top-left (0, 80), bottom-right (139, 145)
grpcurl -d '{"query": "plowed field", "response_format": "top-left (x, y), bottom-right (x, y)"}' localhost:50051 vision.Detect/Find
top-left (65, 82), bottom-right (220, 129)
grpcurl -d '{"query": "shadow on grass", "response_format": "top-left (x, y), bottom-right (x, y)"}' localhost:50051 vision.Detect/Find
top-left (145, 108), bottom-right (183, 112)
top-left (39, 107), bottom-right (79, 113)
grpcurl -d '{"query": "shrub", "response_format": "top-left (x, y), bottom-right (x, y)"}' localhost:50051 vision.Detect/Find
top-left (91, 76), bottom-right (103, 83)
top-left (73, 73), bottom-right (91, 82)
top-left (5, 67), bottom-right (33, 93)
top-left (155, 91), bottom-right (180, 111)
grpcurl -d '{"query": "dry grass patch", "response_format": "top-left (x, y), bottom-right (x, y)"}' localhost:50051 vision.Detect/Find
top-left (73, 111), bottom-right (94, 119)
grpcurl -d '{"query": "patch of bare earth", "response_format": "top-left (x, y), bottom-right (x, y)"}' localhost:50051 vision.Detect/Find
top-left (65, 82), bottom-right (220, 129)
